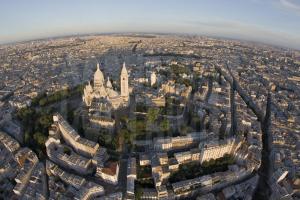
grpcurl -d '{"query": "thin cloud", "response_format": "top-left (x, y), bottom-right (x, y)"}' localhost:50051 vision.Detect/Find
top-left (279, 0), bottom-right (300, 11)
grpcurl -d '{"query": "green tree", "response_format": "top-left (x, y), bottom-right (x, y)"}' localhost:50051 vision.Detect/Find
top-left (98, 132), bottom-right (112, 147)
top-left (147, 108), bottom-right (159, 123)
top-left (33, 132), bottom-right (47, 147)
top-left (63, 147), bottom-right (71, 155)
top-left (135, 187), bottom-right (143, 200)
top-left (128, 120), bottom-right (138, 133)
top-left (160, 119), bottom-right (170, 133)
top-left (120, 128), bottom-right (130, 143)
top-left (111, 137), bottom-right (118, 150)
top-left (17, 107), bottom-right (35, 125)
top-left (39, 98), bottom-right (47, 107)
top-left (24, 131), bottom-right (31, 144)
top-left (38, 114), bottom-right (52, 130)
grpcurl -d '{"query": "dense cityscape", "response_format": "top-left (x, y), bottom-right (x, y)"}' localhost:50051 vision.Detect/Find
top-left (0, 34), bottom-right (299, 199)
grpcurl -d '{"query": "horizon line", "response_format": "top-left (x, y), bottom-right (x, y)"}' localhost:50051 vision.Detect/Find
top-left (0, 31), bottom-right (298, 51)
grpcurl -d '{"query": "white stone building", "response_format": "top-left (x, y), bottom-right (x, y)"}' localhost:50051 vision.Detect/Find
top-left (199, 138), bottom-right (237, 163)
top-left (96, 161), bottom-right (119, 185)
top-left (53, 113), bottom-right (99, 158)
top-left (82, 62), bottom-right (129, 110)
top-left (150, 71), bottom-right (157, 86)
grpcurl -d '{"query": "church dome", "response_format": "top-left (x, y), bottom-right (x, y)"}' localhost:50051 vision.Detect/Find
top-left (94, 63), bottom-right (104, 85)
top-left (86, 81), bottom-right (93, 92)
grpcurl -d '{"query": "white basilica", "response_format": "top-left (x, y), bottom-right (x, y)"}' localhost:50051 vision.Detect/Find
top-left (82, 62), bottom-right (129, 133)
top-left (82, 62), bottom-right (129, 111)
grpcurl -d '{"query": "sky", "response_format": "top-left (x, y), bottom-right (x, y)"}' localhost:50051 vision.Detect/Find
top-left (1, 0), bottom-right (300, 49)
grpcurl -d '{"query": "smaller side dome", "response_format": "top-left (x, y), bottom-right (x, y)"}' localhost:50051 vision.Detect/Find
top-left (106, 77), bottom-right (113, 88)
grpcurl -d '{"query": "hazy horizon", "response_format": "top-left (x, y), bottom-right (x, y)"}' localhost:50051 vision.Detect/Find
top-left (1, 0), bottom-right (300, 49)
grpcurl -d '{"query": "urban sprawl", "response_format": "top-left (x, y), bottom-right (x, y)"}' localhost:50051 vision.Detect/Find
top-left (0, 34), bottom-right (300, 200)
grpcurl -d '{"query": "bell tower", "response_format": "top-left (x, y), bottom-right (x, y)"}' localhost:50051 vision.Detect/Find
top-left (120, 62), bottom-right (129, 99)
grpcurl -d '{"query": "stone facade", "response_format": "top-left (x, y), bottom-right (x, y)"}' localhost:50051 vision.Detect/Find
top-left (82, 62), bottom-right (129, 110)
top-left (82, 62), bottom-right (129, 130)
top-left (199, 138), bottom-right (237, 163)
